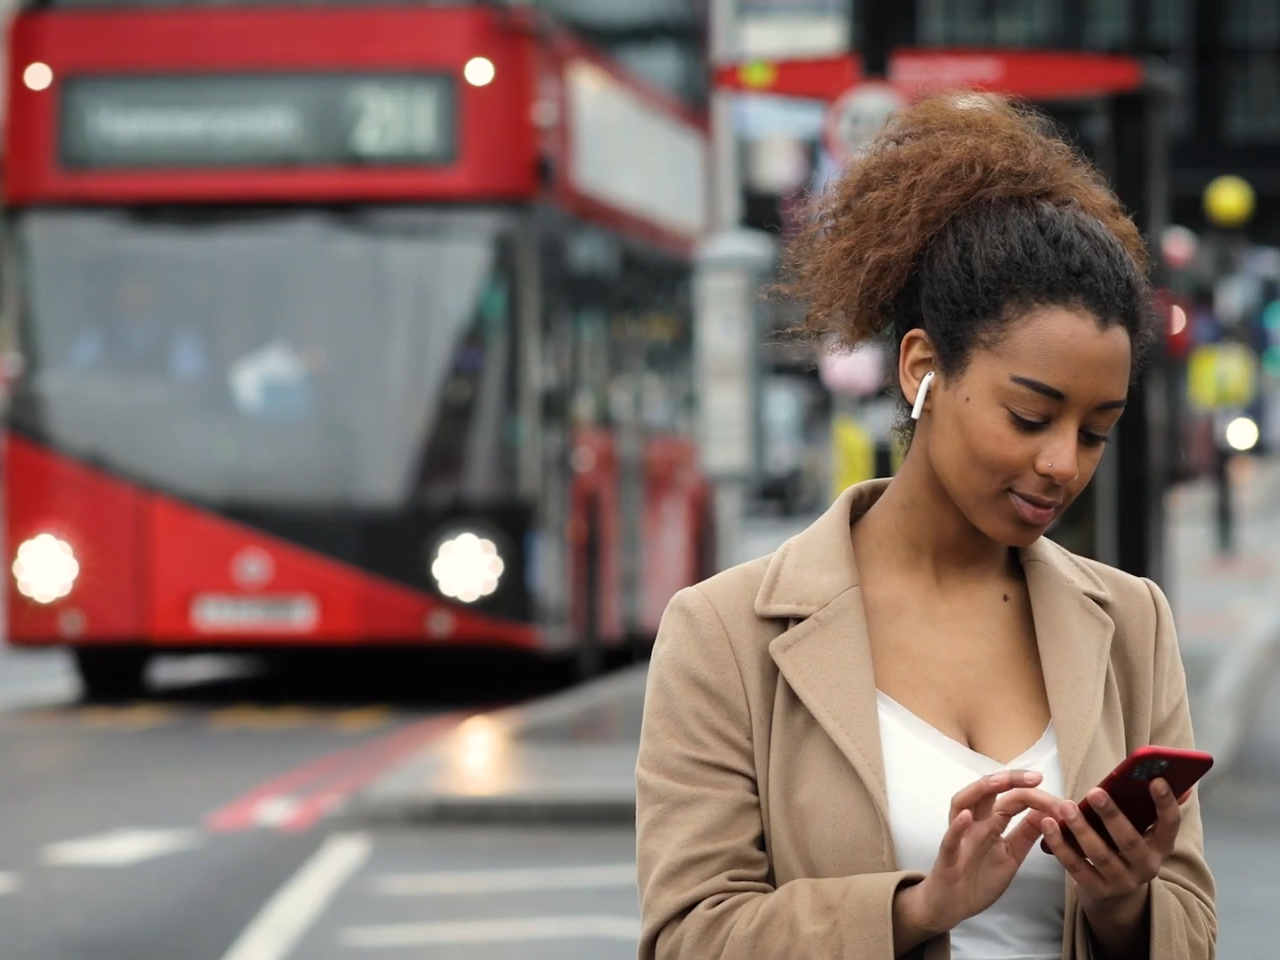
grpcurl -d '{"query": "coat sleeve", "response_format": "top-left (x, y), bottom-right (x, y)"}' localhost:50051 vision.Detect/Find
top-left (1139, 578), bottom-right (1217, 959)
top-left (636, 586), bottom-right (930, 960)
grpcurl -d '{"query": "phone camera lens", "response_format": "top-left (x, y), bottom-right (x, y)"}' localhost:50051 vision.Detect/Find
top-left (1130, 758), bottom-right (1171, 780)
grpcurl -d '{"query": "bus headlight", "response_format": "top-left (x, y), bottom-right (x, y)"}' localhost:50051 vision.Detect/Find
top-left (430, 531), bottom-right (505, 604)
top-left (13, 534), bottom-right (80, 604)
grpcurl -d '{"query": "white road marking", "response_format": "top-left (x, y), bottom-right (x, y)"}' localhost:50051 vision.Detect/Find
top-left (42, 828), bottom-right (203, 867)
top-left (252, 796), bottom-right (301, 829)
top-left (373, 863), bottom-right (638, 896)
top-left (219, 832), bottom-right (371, 960)
top-left (341, 915), bottom-right (642, 948)
top-left (0, 872), bottom-right (22, 895)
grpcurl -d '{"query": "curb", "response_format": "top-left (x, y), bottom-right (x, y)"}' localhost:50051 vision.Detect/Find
top-left (350, 666), bottom-right (647, 826)
top-left (355, 787), bottom-right (636, 826)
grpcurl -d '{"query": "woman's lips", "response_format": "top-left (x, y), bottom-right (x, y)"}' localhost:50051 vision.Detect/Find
top-left (1010, 491), bottom-right (1061, 526)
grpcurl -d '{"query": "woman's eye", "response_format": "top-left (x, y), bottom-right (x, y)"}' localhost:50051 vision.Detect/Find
top-left (1080, 430), bottom-right (1112, 448)
top-left (1009, 412), bottom-right (1048, 432)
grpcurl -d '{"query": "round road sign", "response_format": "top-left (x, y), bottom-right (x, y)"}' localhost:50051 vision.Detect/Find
top-left (823, 82), bottom-right (907, 164)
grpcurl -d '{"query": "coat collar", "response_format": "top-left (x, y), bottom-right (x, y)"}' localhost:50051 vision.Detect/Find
top-left (754, 480), bottom-right (1113, 619)
top-left (761, 480), bottom-right (1118, 842)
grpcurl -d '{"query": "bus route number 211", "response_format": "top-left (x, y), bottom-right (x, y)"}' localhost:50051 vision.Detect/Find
top-left (346, 80), bottom-right (449, 162)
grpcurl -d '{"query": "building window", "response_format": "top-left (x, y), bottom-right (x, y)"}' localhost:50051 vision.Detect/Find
top-left (1225, 53), bottom-right (1280, 143)
top-left (918, 0), bottom-right (1062, 48)
top-left (1084, 0), bottom-right (1130, 50)
top-left (1148, 0), bottom-right (1189, 48)
top-left (738, 0), bottom-right (853, 58)
top-left (1225, 0), bottom-right (1280, 48)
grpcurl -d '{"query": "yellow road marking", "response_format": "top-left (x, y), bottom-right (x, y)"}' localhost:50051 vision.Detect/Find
top-left (79, 705), bottom-right (177, 730)
top-left (210, 705), bottom-right (318, 731)
top-left (330, 707), bottom-right (393, 734)
top-left (11, 703), bottom-right (400, 733)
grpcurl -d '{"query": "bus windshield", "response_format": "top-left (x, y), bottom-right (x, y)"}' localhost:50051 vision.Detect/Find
top-left (10, 207), bottom-right (518, 510)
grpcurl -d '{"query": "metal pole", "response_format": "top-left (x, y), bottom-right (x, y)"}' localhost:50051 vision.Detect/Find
top-left (709, 0), bottom-right (741, 232)
top-left (1109, 85), bottom-right (1170, 583)
top-left (858, 0), bottom-right (889, 77)
top-left (1215, 441), bottom-right (1235, 553)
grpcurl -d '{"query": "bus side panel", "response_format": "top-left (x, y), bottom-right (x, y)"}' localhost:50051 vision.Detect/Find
top-left (5, 433), bottom-right (144, 643)
top-left (640, 435), bottom-right (705, 635)
top-left (568, 428), bottom-right (622, 645)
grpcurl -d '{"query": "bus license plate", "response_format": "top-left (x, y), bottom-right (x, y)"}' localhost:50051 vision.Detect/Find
top-left (190, 595), bottom-right (319, 633)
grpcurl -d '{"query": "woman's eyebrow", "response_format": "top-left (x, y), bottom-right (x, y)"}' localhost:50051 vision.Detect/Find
top-left (1009, 375), bottom-right (1127, 411)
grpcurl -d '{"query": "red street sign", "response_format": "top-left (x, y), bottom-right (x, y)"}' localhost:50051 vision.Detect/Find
top-left (717, 49), bottom-right (1144, 103)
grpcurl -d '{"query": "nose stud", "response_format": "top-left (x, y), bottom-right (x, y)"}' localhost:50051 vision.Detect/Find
top-left (1047, 462), bottom-right (1054, 468)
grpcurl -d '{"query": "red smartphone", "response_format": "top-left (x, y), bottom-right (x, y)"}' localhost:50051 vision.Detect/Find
top-left (1041, 746), bottom-right (1214, 855)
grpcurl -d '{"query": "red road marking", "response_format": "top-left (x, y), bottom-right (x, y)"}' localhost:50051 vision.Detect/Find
top-left (206, 712), bottom-right (469, 833)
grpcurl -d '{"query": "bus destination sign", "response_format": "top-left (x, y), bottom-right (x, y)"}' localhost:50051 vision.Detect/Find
top-left (60, 74), bottom-right (456, 170)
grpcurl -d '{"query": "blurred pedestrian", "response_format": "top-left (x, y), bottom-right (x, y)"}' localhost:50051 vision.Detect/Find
top-left (66, 275), bottom-right (209, 382)
top-left (637, 97), bottom-right (1214, 960)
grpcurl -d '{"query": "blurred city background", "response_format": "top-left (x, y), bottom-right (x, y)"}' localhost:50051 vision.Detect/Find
top-left (0, 0), bottom-right (1278, 958)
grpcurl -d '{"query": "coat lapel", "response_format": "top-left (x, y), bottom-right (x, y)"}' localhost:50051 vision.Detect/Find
top-left (1020, 538), bottom-right (1115, 800)
top-left (768, 590), bottom-right (892, 842)
top-left (756, 482), bottom-right (895, 847)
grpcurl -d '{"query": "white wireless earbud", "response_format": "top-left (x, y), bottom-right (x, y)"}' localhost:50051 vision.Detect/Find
top-left (910, 370), bottom-right (935, 421)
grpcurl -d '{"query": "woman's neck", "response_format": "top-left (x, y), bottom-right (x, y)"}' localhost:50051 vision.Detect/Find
top-left (852, 444), bottom-right (1014, 588)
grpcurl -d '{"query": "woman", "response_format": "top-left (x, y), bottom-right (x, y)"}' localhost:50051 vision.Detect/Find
top-left (635, 97), bottom-right (1215, 960)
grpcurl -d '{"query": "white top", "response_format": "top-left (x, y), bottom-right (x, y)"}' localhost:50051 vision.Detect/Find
top-left (877, 691), bottom-right (1066, 960)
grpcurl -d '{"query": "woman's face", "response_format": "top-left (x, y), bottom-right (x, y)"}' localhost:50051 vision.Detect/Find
top-left (925, 306), bottom-right (1132, 548)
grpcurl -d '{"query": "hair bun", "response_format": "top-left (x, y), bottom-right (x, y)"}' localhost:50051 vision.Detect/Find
top-left (780, 95), bottom-right (1147, 351)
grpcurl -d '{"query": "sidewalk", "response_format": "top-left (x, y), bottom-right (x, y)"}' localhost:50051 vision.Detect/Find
top-left (355, 462), bottom-right (1280, 823)
top-left (1166, 455), bottom-right (1280, 776)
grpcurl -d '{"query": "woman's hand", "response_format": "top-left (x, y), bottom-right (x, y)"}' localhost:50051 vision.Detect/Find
top-left (1038, 778), bottom-right (1186, 913)
top-left (901, 770), bottom-right (1056, 940)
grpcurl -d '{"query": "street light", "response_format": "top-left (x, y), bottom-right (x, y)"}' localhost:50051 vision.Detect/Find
top-left (1225, 416), bottom-right (1260, 453)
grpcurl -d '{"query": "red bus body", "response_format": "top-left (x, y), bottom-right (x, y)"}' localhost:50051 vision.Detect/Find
top-left (3, 4), bottom-right (711, 671)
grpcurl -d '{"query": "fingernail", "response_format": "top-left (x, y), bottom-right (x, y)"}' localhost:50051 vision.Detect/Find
top-left (1042, 819), bottom-right (1059, 835)
top-left (1154, 780), bottom-right (1170, 797)
top-left (1064, 803), bottom-right (1080, 821)
top-left (1092, 791), bottom-right (1111, 809)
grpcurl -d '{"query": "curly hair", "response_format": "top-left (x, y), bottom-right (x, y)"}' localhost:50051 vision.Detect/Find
top-left (778, 94), bottom-right (1157, 388)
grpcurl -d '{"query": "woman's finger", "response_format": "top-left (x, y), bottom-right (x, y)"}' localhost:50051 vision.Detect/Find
top-left (990, 791), bottom-right (1059, 839)
top-left (1040, 817), bottom-right (1104, 893)
top-left (994, 788), bottom-right (1063, 820)
top-left (1146, 779), bottom-right (1184, 858)
top-left (1082, 789), bottom-right (1158, 876)
top-left (938, 809), bottom-right (973, 870)
top-left (1059, 801), bottom-right (1133, 885)
top-left (1005, 810), bottom-right (1049, 864)
top-left (949, 770), bottom-right (1042, 822)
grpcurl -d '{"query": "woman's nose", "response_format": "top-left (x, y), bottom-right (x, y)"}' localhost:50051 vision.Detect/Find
top-left (1037, 437), bottom-right (1079, 484)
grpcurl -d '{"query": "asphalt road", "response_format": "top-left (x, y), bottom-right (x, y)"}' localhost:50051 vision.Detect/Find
top-left (268, 826), bottom-right (640, 960)
top-left (0, 646), bottom-right (593, 960)
top-left (1, 642), bottom-right (1278, 960)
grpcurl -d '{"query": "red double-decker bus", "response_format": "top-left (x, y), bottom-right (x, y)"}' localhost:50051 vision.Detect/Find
top-left (2, 2), bottom-right (712, 697)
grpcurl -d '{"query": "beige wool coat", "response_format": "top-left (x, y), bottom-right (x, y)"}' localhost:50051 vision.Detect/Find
top-left (636, 480), bottom-right (1216, 960)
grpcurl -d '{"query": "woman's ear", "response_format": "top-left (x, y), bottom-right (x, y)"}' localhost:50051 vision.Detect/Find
top-left (899, 331), bottom-right (938, 414)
